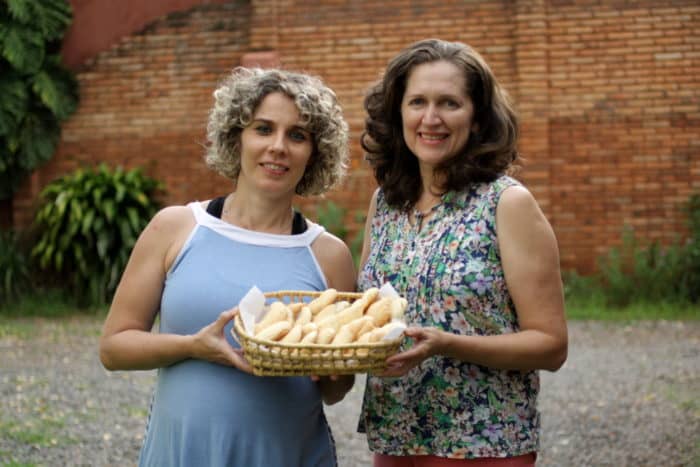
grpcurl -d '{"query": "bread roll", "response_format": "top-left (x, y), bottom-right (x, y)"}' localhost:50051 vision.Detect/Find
top-left (345, 316), bottom-right (373, 336)
top-left (308, 288), bottom-right (338, 315)
top-left (331, 325), bottom-right (355, 345)
top-left (356, 332), bottom-right (372, 344)
top-left (390, 297), bottom-right (408, 321)
top-left (361, 287), bottom-right (380, 305)
top-left (301, 322), bottom-right (318, 336)
top-left (300, 330), bottom-right (318, 344)
top-left (254, 302), bottom-right (291, 334)
top-left (288, 302), bottom-right (305, 314)
top-left (370, 321), bottom-right (405, 341)
top-left (317, 327), bottom-right (336, 344)
top-left (295, 306), bottom-right (312, 326)
top-left (280, 323), bottom-right (303, 343)
top-left (355, 332), bottom-right (372, 356)
top-left (356, 318), bottom-right (376, 337)
top-left (366, 297), bottom-right (392, 327)
top-left (313, 303), bottom-right (337, 323)
top-left (255, 320), bottom-right (292, 341)
top-left (333, 300), bottom-right (365, 328)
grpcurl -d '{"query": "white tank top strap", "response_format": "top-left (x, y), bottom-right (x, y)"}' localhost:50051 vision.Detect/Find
top-left (187, 201), bottom-right (326, 248)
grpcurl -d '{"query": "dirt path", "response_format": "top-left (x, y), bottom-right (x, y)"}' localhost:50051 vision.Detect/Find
top-left (0, 318), bottom-right (698, 466)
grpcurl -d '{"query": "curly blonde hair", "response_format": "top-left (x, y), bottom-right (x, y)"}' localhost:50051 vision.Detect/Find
top-left (205, 67), bottom-right (349, 196)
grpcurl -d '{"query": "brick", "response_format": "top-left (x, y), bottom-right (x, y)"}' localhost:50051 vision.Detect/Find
top-left (8, 0), bottom-right (698, 275)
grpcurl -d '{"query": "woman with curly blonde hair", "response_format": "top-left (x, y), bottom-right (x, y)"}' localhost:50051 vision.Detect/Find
top-left (100, 67), bottom-right (356, 466)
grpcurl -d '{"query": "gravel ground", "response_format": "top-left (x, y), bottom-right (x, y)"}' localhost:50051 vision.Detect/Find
top-left (0, 318), bottom-right (698, 466)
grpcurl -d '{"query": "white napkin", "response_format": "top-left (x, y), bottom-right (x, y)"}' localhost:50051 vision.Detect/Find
top-left (378, 282), bottom-right (399, 299)
top-left (239, 286), bottom-right (266, 335)
top-left (378, 282), bottom-right (407, 340)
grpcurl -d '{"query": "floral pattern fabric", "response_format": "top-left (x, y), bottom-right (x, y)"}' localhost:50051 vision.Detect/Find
top-left (357, 176), bottom-right (540, 459)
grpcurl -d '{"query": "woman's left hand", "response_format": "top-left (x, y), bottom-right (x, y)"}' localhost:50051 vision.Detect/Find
top-left (381, 326), bottom-right (447, 377)
top-left (310, 374), bottom-right (355, 405)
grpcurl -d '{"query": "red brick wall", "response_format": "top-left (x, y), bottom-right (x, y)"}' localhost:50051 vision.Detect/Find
top-left (12, 0), bottom-right (700, 274)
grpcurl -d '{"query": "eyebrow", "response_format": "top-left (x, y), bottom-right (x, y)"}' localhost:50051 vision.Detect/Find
top-left (252, 118), bottom-right (311, 132)
top-left (405, 92), bottom-right (462, 99)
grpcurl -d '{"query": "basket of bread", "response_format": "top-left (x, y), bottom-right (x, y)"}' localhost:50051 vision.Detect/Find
top-left (232, 286), bottom-right (407, 376)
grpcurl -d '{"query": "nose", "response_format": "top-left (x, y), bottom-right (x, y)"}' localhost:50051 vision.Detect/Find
top-left (422, 104), bottom-right (441, 125)
top-left (269, 130), bottom-right (287, 154)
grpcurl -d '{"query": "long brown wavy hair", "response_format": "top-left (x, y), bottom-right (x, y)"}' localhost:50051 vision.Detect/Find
top-left (361, 38), bottom-right (520, 209)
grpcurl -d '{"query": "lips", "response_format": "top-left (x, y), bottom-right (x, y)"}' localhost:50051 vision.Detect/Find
top-left (260, 162), bottom-right (289, 173)
top-left (418, 132), bottom-right (448, 142)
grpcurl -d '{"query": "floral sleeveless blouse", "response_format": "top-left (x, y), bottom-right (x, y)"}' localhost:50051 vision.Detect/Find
top-left (357, 176), bottom-right (540, 459)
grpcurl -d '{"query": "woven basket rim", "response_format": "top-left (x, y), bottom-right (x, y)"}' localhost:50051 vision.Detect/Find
top-left (232, 289), bottom-right (404, 375)
top-left (262, 290), bottom-right (365, 300)
top-left (233, 315), bottom-right (401, 349)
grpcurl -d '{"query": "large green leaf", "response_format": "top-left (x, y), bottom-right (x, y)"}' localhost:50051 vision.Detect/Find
top-left (0, 22), bottom-right (44, 74)
top-left (31, 58), bottom-right (79, 120)
top-left (0, 0), bottom-right (76, 201)
top-left (16, 109), bottom-right (60, 169)
top-left (0, 73), bottom-right (29, 136)
top-left (6, 0), bottom-right (72, 40)
top-left (4, 0), bottom-right (33, 24)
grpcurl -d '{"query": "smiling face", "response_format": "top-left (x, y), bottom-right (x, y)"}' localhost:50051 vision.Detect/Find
top-left (238, 92), bottom-right (313, 198)
top-left (400, 60), bottom-right (476, 174)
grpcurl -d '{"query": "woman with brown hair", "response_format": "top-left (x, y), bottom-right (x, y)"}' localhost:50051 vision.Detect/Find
top-left (357, 38), bottom-right (568, 466)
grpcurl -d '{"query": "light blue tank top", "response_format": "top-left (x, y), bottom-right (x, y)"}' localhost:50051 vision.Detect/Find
top-left (138, 201), bottom-right (337, 467)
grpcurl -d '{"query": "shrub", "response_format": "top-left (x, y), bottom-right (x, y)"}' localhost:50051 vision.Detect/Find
top-left (31, 164), bottom-right (163, 306)
top-left (597, 228), bottom-right (688, 306)
top-left (586, 192), bottom-right (700, 307)
top-left (314, 200), bottom-right (365, 268)
top-left (680, 194), bottom-right (700, 302)
top-left (316, 200), bottom-right (347, 240)
top-left (0, 0), bottom-right (79, 200)
top-left (0, 230), bottom-right (31, 304)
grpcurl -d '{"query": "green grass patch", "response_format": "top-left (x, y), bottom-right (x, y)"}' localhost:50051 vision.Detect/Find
top-left (567, 299), bottom-right (700, 321)
top-left (0, 417), bottom-right (66, 447)
top-left (127, 406), bottom-right (149, 418)
top-left (1, 461), bottom-right (39, 467)
top-left (0, 289), bottom-right (107, 318)
top-left (0, 320), bottom-right (37, 339)
top-left (663, 382), bottom-right (700, 415)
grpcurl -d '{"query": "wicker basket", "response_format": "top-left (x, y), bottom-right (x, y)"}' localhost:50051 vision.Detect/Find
top-left (232, 290), bottom-right (403, 376)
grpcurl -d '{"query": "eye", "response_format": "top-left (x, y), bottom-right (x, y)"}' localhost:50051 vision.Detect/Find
top-left (443, 99), bottom-right (460, 109)
top-left (254, 123), bottom-right (272, 135)
top-left (289, 128), bottom-right (310, 142)
top-left (407, 97), bottom-right (425, 106)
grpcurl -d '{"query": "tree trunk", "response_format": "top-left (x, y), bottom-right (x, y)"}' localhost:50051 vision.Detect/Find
top-left (0, 197), bottom-right (13, 230)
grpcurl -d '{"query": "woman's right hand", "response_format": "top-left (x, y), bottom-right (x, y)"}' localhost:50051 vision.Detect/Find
top-left (191, 308), bottom-right (254, 374)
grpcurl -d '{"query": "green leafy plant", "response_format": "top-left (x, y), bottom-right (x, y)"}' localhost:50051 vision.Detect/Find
top-left (316, 200), bottom-right (348, 240)
top-left (597, 227), bottom-right (688, 306)
top-left (680, 193), bottom-right (700, 302)
top-left (0, 0), bottom-right (79, 200)
top-left (31, 164), bottom-right (163, 306)
top-left (577, 192), bottom-right (700, 308)
top-left (0, 230), bottom-right (31, 304)
top-left (314, 200), bottom-right (365, 267)
top-left (350, 210), bottom-right (366, 267)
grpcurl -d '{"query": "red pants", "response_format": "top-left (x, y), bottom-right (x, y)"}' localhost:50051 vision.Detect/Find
top-left (374, 452), bottom-right (537, 467)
